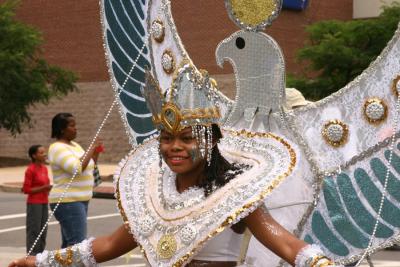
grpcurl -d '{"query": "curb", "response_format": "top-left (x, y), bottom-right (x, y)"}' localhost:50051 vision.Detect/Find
top-left (0, 183), bottom-right (22, 193)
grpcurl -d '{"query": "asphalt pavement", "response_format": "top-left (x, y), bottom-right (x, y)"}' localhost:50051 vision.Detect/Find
top-left (1, 165), bottom-right (400, 266)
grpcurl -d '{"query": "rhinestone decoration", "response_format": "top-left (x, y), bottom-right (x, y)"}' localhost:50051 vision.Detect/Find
top-left (161, 50), bottom-right (175, 74)
top-left (151, 19), bottom-right (165, 43)
top-left (157, 234), bottom-right (177, 259)
top-left (179, 225), bottom-right (197, 245)
top-left (161, 168), bottom-right (205, 211)
top-left (322, 120), bottom-right (349, 147)
top-left (392, 75), bottom-right (400, 97)
top-left (137, 215), bottom-right (156, 237)
top-left (363, 98), bottom-right (388, 124)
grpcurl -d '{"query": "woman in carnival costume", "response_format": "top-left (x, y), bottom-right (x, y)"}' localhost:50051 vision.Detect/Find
top-left (11, 0), bottom-right (400, 265)
top-left (9, 69), bottom-right (339, 267)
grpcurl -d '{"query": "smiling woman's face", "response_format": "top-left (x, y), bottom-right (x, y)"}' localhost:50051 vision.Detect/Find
top-left (159, 127), bottom-right (204, 174)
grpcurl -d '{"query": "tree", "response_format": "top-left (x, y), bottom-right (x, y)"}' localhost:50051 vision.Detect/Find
top-left (0, 0), bottom-right (78, 135)
top-left (287, 3), bottom-right (400, 100)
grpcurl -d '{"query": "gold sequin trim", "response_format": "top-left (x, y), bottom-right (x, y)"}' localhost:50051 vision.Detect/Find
top-left (229, 0), bottom-right (277, 26)
top-left (54, 247), bottom-right (73, 266)
top-left (116, 131), bottom-right (296, 266)
top-left (116, 169), bottom-right (130, 230)
top-left (115, 141), bottom-right (156, 235)
top-left (152, 103), bottom-right (221, 134)
top-left (172, 129), bottom-right (297, 266)
top-left (310, 255), bottom-right (333, 267)
top-left (157, 234), bottom-right (177, 259)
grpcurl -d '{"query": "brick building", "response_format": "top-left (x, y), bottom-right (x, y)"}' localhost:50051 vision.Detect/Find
top-left (0, 0), bottom-right (353, 163)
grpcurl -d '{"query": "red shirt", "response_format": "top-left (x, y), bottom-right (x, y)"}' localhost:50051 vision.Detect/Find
top-left (22, 163), bottom-right (50, 204)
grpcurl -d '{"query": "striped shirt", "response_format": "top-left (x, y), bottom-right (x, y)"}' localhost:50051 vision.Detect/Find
top-left (48, 141), bottom-right (94, 203)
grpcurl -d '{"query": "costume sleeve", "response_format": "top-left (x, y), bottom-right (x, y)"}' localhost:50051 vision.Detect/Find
top-left (22, 167), bottom-right (33, 194)
top-left (295, 244), bottom-right (343, 267)
top-left (36, 238), bottom-right (98, 267)
top-left (49, 143), bottom-right (83, 175)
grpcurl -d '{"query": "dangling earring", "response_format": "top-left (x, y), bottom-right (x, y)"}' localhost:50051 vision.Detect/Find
top-left (199, 125), bottom-right (206, 159)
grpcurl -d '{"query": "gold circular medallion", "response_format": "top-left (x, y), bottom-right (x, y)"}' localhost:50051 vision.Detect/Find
top-left (151, 19), bottom-right (165, 43)
top-left (157, 234), bottom-right (177, 259)
top-left (161, 50), bottom-right (175, 74)
top-left (322, 120), bottom-right (349, 147)
top-left (391, 75), bottom-right (400, 97)
top-left (363, 97), bottom-right (388, 125)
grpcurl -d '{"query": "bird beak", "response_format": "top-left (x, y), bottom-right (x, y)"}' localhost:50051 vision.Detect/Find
top-left (215, 39), bottom-right (229, 68)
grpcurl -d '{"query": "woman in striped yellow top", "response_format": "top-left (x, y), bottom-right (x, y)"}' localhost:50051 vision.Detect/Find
top-left (48, 113), bottom-right (102, 248)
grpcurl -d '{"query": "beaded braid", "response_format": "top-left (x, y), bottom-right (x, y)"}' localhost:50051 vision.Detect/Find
top-left (200, 124), bottom-right (246, 196)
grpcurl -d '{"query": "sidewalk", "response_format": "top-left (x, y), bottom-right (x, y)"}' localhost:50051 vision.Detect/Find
top-left (0, 164), bottom-right (117, 198)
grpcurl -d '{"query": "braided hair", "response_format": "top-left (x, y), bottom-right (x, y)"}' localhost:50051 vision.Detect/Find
top-left (200, 124), bottom-right (245, 196)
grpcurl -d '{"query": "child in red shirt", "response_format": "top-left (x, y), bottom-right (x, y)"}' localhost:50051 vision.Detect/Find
top-left (22, 145), bottom-right (52, 255)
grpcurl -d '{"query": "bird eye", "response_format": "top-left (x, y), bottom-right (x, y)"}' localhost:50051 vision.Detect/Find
top-left (235, 37), bottom-right (245, 49)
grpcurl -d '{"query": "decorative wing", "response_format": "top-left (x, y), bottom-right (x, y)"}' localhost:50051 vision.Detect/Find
top-left (217, 1), bottom-right (400, 263)
top-left (101, 0), bottom-right (155, 145)
top-left (300, 141), bottom-right (400, 263)
top-left (289, 24), bottom-right (400, 264)
top-left (101, 0), bottom-right (232, 146)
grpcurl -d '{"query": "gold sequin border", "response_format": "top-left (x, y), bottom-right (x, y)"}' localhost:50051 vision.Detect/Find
top-left (115, 139), bottom-right (158, 260)
top-left (229, 0), bottom-right (278, 27)
top-left (172, 129), bottom-right (297, 266)
top-left (115, 131), bottom-right (296, 267)
top-left (115, 160), bottom-right (132, 232)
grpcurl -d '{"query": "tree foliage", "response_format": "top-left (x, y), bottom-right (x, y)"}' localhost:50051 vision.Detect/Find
top-left (287, 3), bottom-right (400, 100)
top-left (0, 0), bottom-right (78, 135)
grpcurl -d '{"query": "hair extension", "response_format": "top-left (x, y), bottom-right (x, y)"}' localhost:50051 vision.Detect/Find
top-left (200, 124), bottom-right (245, 196)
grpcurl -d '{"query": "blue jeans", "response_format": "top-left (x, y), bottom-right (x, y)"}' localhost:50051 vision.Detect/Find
top-left (50, 201), bottom-right (89, 248)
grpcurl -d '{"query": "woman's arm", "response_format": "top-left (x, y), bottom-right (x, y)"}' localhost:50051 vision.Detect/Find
top-left (49, 142), bottom-right (99, 175)
top-left (244, 206), bottom-right (339, 267)
top-left (22, 168), bottom-right (34, 194)
top-left (28, 184), bottom-right (52, 194)
top-left (80, 139), bottom-right (102, 171)
top-left (92, 224), bottom-right (137, 262)
top-left (8, 224), bottom-right (137, 267)
top-left (244, 206), bottom-right (307, 266)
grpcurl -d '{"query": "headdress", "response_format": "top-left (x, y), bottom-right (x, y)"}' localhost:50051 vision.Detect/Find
top-left (142, 61), bottom-right (221, 134)
top-left (142, 60), bottom-right (221, 163)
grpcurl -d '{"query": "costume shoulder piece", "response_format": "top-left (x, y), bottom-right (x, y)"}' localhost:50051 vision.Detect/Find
top-left (114, 129), bottom-right (298, 266)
